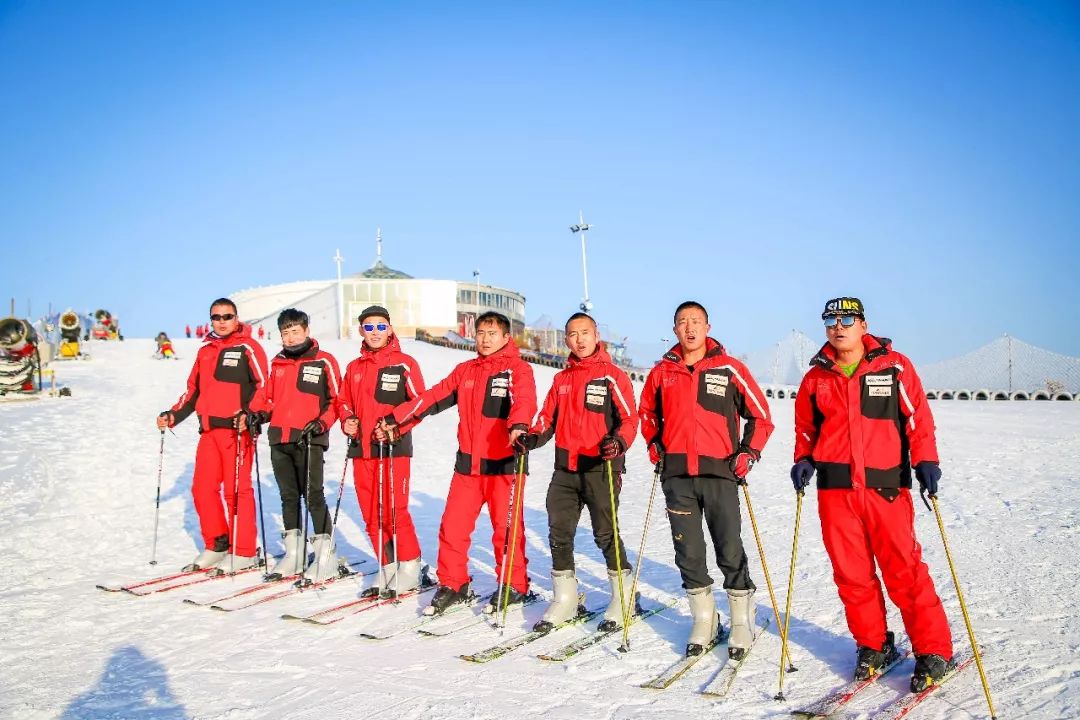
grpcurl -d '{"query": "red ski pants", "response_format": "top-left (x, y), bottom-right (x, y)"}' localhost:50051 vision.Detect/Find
top-left (192, 429), bottom-right (256, 556)
top-left (437, 472), bottom-right (529, 594)
top-left (352, 456), bottom-right (421, 564)
top-left (819, 488), bottom-right (953, 658)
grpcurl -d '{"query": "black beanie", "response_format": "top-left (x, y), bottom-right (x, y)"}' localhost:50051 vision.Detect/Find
top-left (359, 305), bottom-right (391, 323)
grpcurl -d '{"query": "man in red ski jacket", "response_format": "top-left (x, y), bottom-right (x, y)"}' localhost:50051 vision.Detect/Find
top-left (338, 305), bottom-right (427, 597)
top-left (378, 311), bottom-right (537, 615)
top-left (791, 297), bottom-right (953, 692)
top-left (156, 298), bottom-right (268, 572)
top-left (248, 309), bottom-right (343, 583)
top-left (639, 301), bottom-right (774, 659)
top-left (522, 312), bottom-right (638, 634)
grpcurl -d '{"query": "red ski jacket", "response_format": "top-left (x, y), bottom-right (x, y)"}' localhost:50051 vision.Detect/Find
top-left (794, 335), bottom-right (938, 495)
top-left (250, 339), bottom-right (342, 448)
top-left (639, 338), bottom-right (773, 481)
top-left (337, 335), bottom-right (426, 459)
top-left (170, 324), bottom-right (269, 432)
top-left (391, 341), bottom-right (537, 476)
top-left (530, 343), bottom-right (637, 474)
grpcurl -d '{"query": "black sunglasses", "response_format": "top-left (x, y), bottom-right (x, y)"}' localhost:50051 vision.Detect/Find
top-left (210, 313), bottom-right (236, 322)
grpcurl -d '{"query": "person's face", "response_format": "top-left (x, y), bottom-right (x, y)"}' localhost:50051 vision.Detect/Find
top-left (824, 315), bottom-right (868, 354)
top-left (673, 307), bottom-right (710, 355)
top-left (360, 317), bottom-right (391, 350)
top-left (564, 318), bottom-right (599, 358)
top-left (476, 320), bottom-right (510, 356)
top-left (280, 323), bottom-right (310, 348)
top-left (210, 304), bottom-right (239, 337)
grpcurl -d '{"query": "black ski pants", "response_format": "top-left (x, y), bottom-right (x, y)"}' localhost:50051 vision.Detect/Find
top-left (662, 474), bottom-right (754, 591)
top-left (546, 469), bottom-right (630, 573)
top-left (270, 443), bottom-right (331, 535)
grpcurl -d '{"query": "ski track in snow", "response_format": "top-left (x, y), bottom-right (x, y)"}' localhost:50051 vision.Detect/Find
top-left (1, 338), bottom-right (1077, 719)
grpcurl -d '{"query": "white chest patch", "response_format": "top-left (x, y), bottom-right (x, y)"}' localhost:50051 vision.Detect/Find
top-left (704, 371), bottom-right (729, 397)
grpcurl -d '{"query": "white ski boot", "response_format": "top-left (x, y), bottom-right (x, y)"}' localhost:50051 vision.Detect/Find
top-left (182, 535), bottom-right (229, 572)
top-left (726, 588), bottom-right (756, 660)
top-left (270, 529), bottom-right (305, 578)
top-left (533, 570), bottom-right (579, 632)
top-left (598, 568), bottom-right (635, 632)
top-left (686, 585), bottom-right (721, 657)
top-left (303, 534), bottom-right (341, 582)
top-left (220, 553), bottom-right (259, 574)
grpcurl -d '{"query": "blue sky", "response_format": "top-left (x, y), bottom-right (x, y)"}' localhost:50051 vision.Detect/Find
top-left (2, 1), bottom-right (1077, 365)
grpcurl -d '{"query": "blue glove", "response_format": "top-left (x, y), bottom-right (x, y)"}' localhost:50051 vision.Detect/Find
top-left (914, 462), bottom-right (940, 496)
top-left (790, 459), bottom-right (815, 494)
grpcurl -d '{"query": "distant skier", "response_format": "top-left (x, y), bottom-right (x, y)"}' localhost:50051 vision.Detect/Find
top-left (377, 312), bottom-right (537, 615)
top-left (337, 306), bottom-right (427, 597)
top-left (185, 324), bottom-right (192, 339)
top-left (246, 309), bottom-right (344, 581)
top-left (639, 301), bottom-right (774, 659)
top-left (156, 298), bottom-right (268, 572)
top-left (519, 313), bottom-right (638, 632)
top-left (791, 297), bottom-right (953, 691)
top-left (195, 325), bottom-right (204, 339)
top-left (155, 332), bottom-right (175, 359)
top-left (258, 324), bottom-right (265, 340)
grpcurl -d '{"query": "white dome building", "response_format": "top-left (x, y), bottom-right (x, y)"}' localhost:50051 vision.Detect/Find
top-left (231, 231), bottom-right (526, 340)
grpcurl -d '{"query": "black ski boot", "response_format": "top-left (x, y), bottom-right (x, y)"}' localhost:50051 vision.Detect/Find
top-left (483, 585), bottom-right (528, 615)
top-left (910, 653), bottom-right (953, 692)
top-left (426, 582), bottom-right (471, 615)
top-left (854, 631), bottom-right (900, 681)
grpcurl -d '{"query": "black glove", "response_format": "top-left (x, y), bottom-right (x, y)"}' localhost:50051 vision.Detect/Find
top-left (513, 433), bottom-right (539, 453)
top-left (246, 411), bottom-right (269, 437)
top-left (301, 419), bottom-right (326, 442)
top-left (790, 458), bottom-right (815, 494)
top-left (914, 461), bottom-right (940, 497)
top-left (729, 449), bottom-right (758, 481)
top-left (599, 435), bottom-right (626, 460)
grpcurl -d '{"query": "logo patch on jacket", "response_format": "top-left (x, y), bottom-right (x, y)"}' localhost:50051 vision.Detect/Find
top-left (381, 372), bottom-right (401, 392)
top-left (490, 376), bottom-right (508, 398)
top-left (222, 350), bottom-right (243, 367)
top-left (703, 371), bottom-right (729, 397)
top-left (865, 374), bottom-right (892, 396)
top-left (585, 383), bottom-right (608, 406)
top-left (301, 366), bottom-right (323, 384)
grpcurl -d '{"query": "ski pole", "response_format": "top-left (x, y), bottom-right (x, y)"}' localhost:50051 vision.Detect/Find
top-left (605, 459), bottom-right (630, 632)
top-left (376, 441), bottom-right (386, 586)
top-left (619, 457), bottom-right (663, 653)
top-left (150, 430), bottom-right (165, 565)
top-left (742, 481), bottom-right (796, 673)
top-left (299, 439), bottom-right (311, 590)
top-left (498, 453), bottom-right (527, 633)
top-left (931, 495), bottom-right (997, 719)
top-left (229, 429), bottom-right (243, 576)
top-left (328, 439), bottom-right (351, 545)
top-left (389, 441), bottom-right (399, 599)
top-left (775, 489), bottom-right (804, 702)
top-left (253, 432), bottom-right (269, 578)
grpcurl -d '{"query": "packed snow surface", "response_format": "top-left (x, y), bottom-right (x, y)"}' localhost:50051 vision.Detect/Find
top-left (2, 338), bottom-right (1077, 719)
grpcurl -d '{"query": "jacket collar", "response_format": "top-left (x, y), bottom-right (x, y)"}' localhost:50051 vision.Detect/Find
top-left (810, 334), bottom-right (893, 370)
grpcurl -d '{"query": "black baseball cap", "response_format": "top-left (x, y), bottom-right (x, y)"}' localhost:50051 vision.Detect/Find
top-left (821, 297), bottom-right (865, 320)
top-left (359, 305), bottom-right (391, 323)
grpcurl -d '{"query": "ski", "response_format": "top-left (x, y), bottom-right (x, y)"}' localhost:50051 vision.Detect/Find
top-left (698, 616), bottom-right (773, 698)
top-left (866, 648), bottom-right (977, 720)
top-left (282, 584), bottom-right (437, 625)
top-left (536, 598), bottom-right (679, 662)
top-left (122, 563), bottom-right (268, 596)
top-left (459, 604), bottom-right (601, 664)
top-left (358, 593), bottom-right (481, 640)
top-left (417, 592), bottom-right (541, 638)
top-left (641, 626), bottom-right (731, 690)
top-left (790, 647), bottom-right (912, 717)
top-left (184, 559), bottom-right (366, 607)
top-left (96, 567), bottom-right (210, 593)
top-left (208, 564), bottom-right (373, 612)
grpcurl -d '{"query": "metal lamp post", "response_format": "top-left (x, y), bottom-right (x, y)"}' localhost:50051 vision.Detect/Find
top-left (569, 211), bottom-right (593, 313)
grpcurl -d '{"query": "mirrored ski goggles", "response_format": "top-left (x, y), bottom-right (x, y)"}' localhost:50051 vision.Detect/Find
top-left (362, 323), bottom-right (388, 332)
top-left (823, 315), bottom-right (860, 328)
top-left (210, 313), bottom-right (236, 321)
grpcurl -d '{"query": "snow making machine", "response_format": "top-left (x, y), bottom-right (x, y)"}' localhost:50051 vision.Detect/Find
top-left (0, 316), bottom-right (50, 397)
top-left (55, 309), bottom-right (86, 359)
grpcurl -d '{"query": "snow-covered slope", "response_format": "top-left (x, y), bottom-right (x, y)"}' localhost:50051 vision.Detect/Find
top-left (1, 338), bottom-right (1076, 719)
